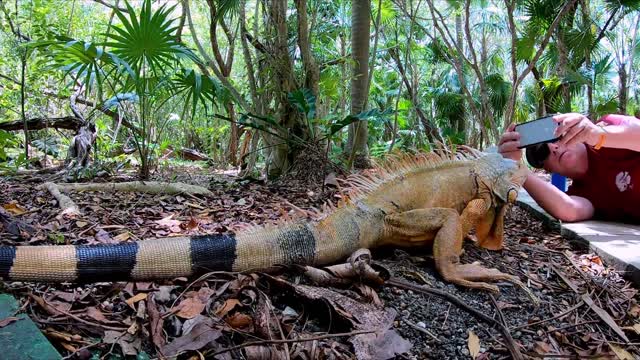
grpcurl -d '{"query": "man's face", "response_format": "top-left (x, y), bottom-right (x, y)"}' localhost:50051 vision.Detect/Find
top-left (542, 142), bottom-right (588, 177)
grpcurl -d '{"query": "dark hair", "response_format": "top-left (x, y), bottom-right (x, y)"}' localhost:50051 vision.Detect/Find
top-left (525, 143), bottom-right (550, 169)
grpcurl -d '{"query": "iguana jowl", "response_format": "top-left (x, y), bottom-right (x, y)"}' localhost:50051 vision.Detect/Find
top-left (0, 147), bottom-right (527, 292)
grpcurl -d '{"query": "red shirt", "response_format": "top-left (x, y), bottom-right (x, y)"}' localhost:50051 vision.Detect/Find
top-left (566, 115), bottom-right (640, 222)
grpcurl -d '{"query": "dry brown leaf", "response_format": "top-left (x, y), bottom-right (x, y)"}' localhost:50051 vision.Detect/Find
top-left (215, 298), bottom-right (241, 317)
top-left (3, 202), bottom-right (26, 215)
top-left (161, 322), bottom-right (222, 357)
top-left (75, 221), bottom-right (88, 228)
top-left (86, 307), bottom-right (108, 323)
top-left (183, 217), bottom-right (199, 230)
top-left (0, 317), bottom-right (19, 328)
top-left (534, 341), bottom-right (551, 354)
top-left (468, 330), bottom-right (480, 359)
top-left (95, 229), bottom-right (113, 243)
top-left (147, 295), bottom-right (166, 349)
top-left (226, 313), bottom-right (253, 329)
top-left (175, 297), bottom-right (206, 319)
top-left (52, 291), bottom-right (76, 303)
top-left (125, 293), bottom-right (148, 309)
top-left (113, 232), bottom-right (131, 242)
top-left (155, 214), bottom-right (182, 233)
top-left (610, 344), bottom-right (634, 360)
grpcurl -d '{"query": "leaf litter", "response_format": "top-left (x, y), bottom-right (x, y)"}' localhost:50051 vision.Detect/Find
top-left (1, 169), bottom-right (640, 359)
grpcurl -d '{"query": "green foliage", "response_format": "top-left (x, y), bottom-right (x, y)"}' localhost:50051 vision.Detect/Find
top-left (287, 88), bottom-right (316, 120)
top-left (0, 130), bottom-right (17, 161)
top-left (105, 0), bottom-right (199, 82)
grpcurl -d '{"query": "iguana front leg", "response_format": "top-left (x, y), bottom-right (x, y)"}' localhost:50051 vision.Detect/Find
top-left (383, 206), bottom-right (520, 293)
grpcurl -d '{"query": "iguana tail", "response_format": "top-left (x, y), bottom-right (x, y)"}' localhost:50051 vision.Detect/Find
top-left (0, 207), bottom-right (366, 283)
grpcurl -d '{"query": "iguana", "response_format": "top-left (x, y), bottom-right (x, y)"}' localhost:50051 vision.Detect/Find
top-left (0, 147), bottom-right (528, 293)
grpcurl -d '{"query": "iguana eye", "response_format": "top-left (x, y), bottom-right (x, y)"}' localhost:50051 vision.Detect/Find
top-left (507, 188), bottom-right (518, 204)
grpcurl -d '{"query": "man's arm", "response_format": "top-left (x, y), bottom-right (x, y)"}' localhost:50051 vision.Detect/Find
top-left (523, 172), bottom-right (594, 222)
top-left (555, 113), bottom-right (640, 152)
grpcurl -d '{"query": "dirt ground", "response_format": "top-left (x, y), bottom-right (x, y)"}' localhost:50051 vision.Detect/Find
top-left (0, 167), bottom-right (639, 359)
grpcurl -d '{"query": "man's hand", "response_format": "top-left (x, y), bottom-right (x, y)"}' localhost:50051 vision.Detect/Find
top-left (553, 113), bottom-right (605, 148)
top-left (498, 123), bottom-right (523, 161)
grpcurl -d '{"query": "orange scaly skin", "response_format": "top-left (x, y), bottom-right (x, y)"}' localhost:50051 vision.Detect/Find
top-left (339, 146), bottom-right (529, 293)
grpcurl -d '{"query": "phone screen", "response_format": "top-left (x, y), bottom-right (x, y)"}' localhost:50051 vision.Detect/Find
top-left (515, 116), bottom-right (559, 148)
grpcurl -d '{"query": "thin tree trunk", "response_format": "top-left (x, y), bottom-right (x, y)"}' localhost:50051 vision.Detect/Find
top-left (345, 0), bottom-right (371, 169)
top-left (21, 51), bottom-right (28, 161)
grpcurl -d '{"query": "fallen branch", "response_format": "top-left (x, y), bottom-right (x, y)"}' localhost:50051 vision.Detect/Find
top-left (42, 182), bottom-right (81, 217)
top-left (42, 181), bottom-right (213, 217)
top-left (54, 181), bottom-right (213, 196)
top-left (0, 116), bottom-right (82, 131)
top-left (386, 277), bottom-right (524, 360)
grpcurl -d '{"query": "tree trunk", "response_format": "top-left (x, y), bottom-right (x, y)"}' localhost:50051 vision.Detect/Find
top-left (455, 12), bottom-right (466, 138)
top-left (264, 0), bottom-right (299, 178)
top-left (619, 64), bottom-right (628, 114)
top-left (294, 0), bottom-right (319, 103)
top-left (20, 51), bottom-right (29, 161)
top-left (345, 0), bottom-right (371, 169)
top-left (581, 0), bottom-right (593, 115)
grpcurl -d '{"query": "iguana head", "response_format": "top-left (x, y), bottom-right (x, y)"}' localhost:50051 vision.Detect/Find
top-left (473, 152), bottom-right (527, 250)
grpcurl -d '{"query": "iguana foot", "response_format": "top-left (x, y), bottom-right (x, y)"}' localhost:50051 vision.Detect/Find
top-left (442, 263), bottom-right (539, 305)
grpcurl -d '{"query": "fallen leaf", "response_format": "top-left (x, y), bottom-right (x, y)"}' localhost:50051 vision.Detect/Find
top-left (629, 304), bottom-right (640, 318)
top-left (161, 322), bottom-right (222, 357)
top-left (226, 313), bottom-right (252, 329)
top-left (126, 293), bottom-right (148, 309)
top-left (3, 202), bottom-right (26, 215)
top-left (75, 221), bottom-right (88, 228)
top-left (148, 294), bottom-right (165, 349)
top-left (183, 217), bottom-right (199, 230)
top-left (52, 291), bottom-right (76, 303)
top-left (86, 307), bottom-right (108, 323)
top-left (534, 341), bottom-right (551, 354)
top-left (0, 317), bottom-right (19, 328)
top-left (95, 229), bottom-right (113, 243)
top-left (113, 232), bottom-right (131, 242)
top-left (215, 298), bottom-right (241, 317)
top-left (610, 343), bottom-right (634, 360)
top-left (468, 330), bottom-right (480, 359)
top-left (155, 214), bottom-right (182, 233)
top-left (175, 297), bottom-right (206, 319)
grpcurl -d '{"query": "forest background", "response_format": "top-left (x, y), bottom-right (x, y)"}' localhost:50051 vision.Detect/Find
top-left (1, 0), bottom-right (639, 180)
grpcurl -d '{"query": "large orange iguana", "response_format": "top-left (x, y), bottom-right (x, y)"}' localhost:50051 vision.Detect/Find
top-left (0, 147), bottom-right (528, 293)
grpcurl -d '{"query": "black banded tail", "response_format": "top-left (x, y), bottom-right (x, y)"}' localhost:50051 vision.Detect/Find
top-left (0, 234), bottom-right (237, 283)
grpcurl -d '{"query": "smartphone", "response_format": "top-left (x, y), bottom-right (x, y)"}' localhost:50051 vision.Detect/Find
top-left (515, 115), bottom-right (560, 149)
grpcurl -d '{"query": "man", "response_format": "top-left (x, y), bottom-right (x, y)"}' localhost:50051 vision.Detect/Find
top-left (498, 113), bottom-right (640, 223)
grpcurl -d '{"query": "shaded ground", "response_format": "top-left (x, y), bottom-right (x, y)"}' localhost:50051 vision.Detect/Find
top-left (0, 165), bottom-right (639, 359)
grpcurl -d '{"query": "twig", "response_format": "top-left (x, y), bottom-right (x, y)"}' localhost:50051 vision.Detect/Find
top-left (386, 277), bottom-right (524, 360)
top-left (552, 320), bottom-right (599, 332)
top-left (511, 301), bottom-right (584, 330)
top-left (208, 329), bottom-right (378, 357)
top-left (61, 341), bottom-right (102, 360)
top-left (489, 294), bottom-right (521, 356)
top-left (402, 319), bottom-right (439, 342)
top-left (30, 294), bottom-right (127, 332)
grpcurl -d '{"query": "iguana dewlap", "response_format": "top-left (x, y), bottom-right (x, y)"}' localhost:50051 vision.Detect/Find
top-left (0, 147), bottom-right (527, 293)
